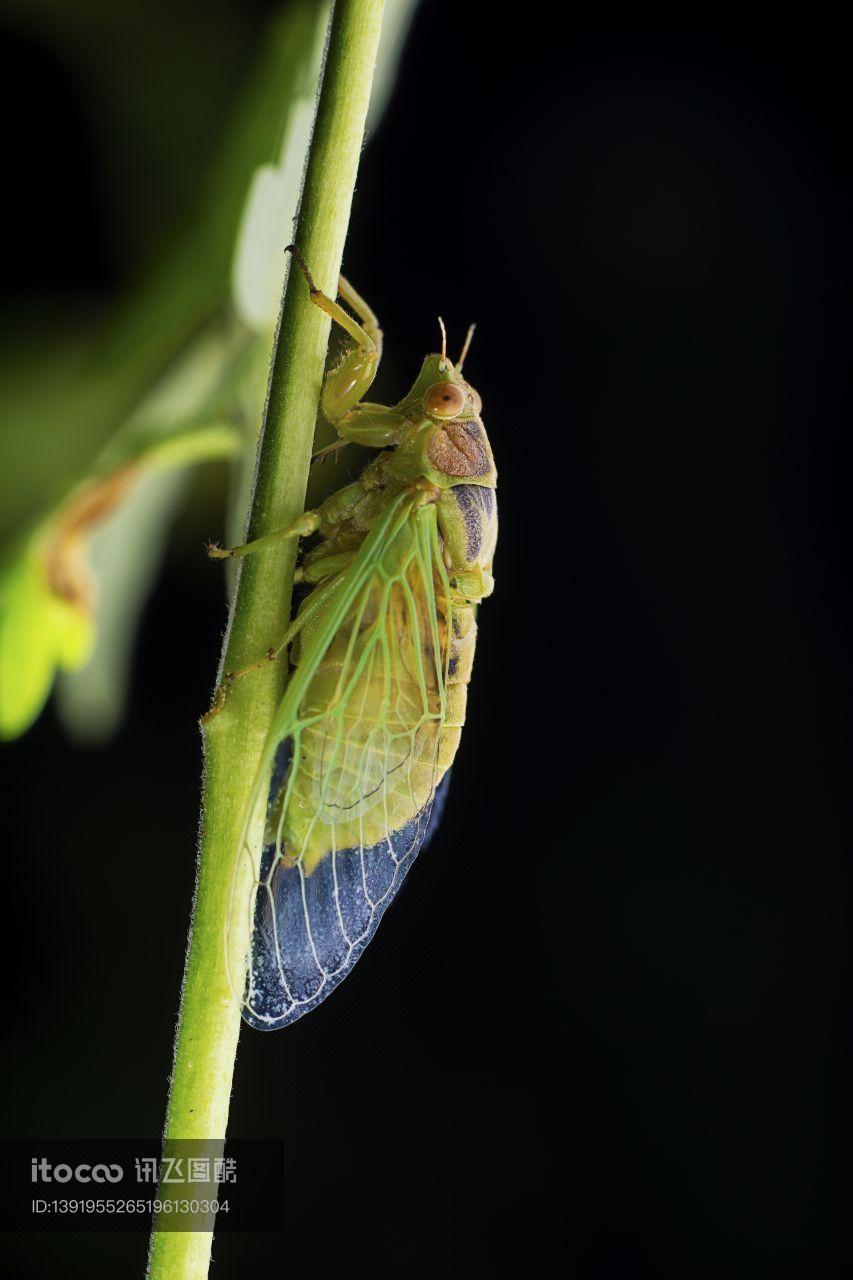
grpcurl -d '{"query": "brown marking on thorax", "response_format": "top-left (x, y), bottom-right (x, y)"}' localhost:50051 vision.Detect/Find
top-left (426, 418), bottom-right (489, 478)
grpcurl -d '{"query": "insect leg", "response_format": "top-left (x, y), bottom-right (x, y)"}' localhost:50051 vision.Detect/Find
top-left (311, 439), bottom-right (351, 466)
top-left (207, 510), bottom-right (320, 560)
top-left (295, 550), bottom-right (356, 585)
top-left (203, 567), bottom-right (348, 717)
top-left (337, 274), bottom-right (382, 351)
top-left (286, 244), bottom-right (379, 352)
top-left (326, 405), bottom-right (408, 449)
top-left (285, 244), bottom-right (382, 423)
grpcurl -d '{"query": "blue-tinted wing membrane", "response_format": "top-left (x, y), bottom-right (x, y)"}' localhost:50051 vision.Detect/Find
top-left (243, 773), bottom-right (450, 1030)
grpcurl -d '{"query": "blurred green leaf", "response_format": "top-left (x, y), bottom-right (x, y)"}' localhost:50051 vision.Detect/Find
top-left (0, 545), bottom-right (94, 740)
top-left (0, 418), bottom-right (241, 742)
top-left (55, 468), bottom-right (191, 741)
top-left (232, 9), bottom-right (328, 330)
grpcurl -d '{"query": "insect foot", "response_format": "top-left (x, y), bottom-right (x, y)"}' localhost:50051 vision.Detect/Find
top-left (200, 675), bottom-right (233, 723)
top-left (205, 510), bottom-right (320, 562)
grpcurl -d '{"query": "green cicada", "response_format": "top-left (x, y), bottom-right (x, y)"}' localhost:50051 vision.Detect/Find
top-left (212, 248), bottom-right (497, 1029)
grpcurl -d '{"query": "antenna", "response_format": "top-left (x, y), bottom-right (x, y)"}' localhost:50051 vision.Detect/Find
top-left (456, 323), bottom-right (476, 373)
top-left (437, 315), bottom-right (448, 363)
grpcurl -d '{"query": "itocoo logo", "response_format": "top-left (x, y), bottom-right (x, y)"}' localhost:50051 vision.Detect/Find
top-left (31, 1158), bottom-right (123, 1184)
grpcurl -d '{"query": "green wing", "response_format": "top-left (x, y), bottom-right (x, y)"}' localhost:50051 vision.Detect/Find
top-left (232, 491), bottom-right (456, 1029)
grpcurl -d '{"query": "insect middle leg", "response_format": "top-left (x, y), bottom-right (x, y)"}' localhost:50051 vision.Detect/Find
top-left (206, 509), bottom-right (319, 560)
top-left (207, 476), bottom-right (372, 560)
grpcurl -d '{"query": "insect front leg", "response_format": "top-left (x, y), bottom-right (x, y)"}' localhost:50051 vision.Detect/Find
top-left (287, 245), bottom-right (407, 448)
top-left (287, 244), bottom-right (380, 409)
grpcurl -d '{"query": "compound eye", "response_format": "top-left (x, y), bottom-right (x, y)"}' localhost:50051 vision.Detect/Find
top-left (424, 381), bottom-right (466, 418)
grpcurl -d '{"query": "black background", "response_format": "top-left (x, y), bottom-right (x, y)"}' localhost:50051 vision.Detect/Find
top-left (3, 2), bottom-right (852, 1276)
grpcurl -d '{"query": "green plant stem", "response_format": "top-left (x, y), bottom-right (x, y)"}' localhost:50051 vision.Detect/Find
top-left (147, 2), bottom-right (386, 1276)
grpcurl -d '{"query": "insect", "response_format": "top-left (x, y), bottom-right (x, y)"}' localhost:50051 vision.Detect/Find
top-left (211, 247), bottom-right (497, 1028)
